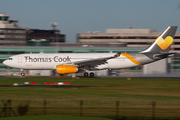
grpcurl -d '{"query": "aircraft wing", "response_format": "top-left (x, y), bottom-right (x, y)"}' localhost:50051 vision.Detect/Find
top-left (70, 52), bottom-right (121, 67)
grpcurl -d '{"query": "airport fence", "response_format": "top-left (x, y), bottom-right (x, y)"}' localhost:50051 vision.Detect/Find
top-left (0, 99), bottom-right (180, 119)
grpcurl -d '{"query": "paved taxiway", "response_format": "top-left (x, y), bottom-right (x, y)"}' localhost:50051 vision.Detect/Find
top-left (1, 72), bottom-right (180, 78)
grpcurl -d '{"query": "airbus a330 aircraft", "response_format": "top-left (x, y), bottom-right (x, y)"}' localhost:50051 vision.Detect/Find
top-left (3, 26), bottom-right (178, 77)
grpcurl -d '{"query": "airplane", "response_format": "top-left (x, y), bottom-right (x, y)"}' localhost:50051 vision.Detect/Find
top-left (3, 26), bottom-right (178, 77)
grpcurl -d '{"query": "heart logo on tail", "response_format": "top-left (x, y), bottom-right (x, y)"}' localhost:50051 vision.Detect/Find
top-left (156, 36), bottom-right (173, 50)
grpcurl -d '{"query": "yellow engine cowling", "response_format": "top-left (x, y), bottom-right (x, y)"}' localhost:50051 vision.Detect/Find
top-left (56, 65), bottom-right (78, 74)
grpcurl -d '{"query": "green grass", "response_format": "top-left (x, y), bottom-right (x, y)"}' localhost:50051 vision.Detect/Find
top-left (0, 77), bottom-right (180, 118)
top-left (0, 77), bottom-right (180, 102)
top-left (0, 77), bottom-right (180, 103)
top-left (0, 115), bottom-right (111, 120)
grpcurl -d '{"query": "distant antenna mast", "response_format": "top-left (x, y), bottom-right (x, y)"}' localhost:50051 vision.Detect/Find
top-left (51, 22), bottom-right (57, 30)
top-left (129, 25), bottom-right (134, 29)
top-left (51, 22), bottom-right (59, 52)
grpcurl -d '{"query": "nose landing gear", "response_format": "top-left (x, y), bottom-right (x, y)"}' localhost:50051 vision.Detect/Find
top-left (20, 69), bottom-right (25, 76)
top-left (21, 73), bottom-right (25, 76)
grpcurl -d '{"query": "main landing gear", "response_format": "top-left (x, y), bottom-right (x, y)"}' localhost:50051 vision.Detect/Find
top-left (20, 69), bottom-right (25, 76)
top-left (84, 72), bottom-right (94, 77)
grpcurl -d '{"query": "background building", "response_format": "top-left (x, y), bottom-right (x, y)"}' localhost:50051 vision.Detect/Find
top-left (78, 28), bottom-right (180, 53)
top-left (0, 13), bottom-right (26, 45)
top-left (0, 13), bottom-right (65, 46)
top-left (26, 29), bottom-right (65, 43)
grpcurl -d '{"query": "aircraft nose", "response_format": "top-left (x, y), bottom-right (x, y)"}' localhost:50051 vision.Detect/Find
top-left (3, 60), bottom-right (8, 66)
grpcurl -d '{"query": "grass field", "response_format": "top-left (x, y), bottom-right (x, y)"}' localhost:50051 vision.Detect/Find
top-left (0, 77), bottom-right (180, 119)
top-left (0, 115), bottom-right (112, 120)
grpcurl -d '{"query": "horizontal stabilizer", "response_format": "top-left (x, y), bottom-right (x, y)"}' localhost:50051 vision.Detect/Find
top-left (153, 52), bottom-right (176, 59)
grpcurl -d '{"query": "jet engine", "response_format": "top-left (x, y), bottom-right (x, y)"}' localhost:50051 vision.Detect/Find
top-left (56, 65), bottom-right (78, 74)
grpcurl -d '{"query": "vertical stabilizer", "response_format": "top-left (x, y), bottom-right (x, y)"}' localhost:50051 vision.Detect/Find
top-left (140, 26), bottom-right (178, 53)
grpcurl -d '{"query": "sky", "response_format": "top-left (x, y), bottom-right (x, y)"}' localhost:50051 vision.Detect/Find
top-left (1, 0), bottom-right (180, 42)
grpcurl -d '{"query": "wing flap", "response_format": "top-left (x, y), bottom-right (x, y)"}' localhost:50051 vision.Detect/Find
top-left (70, 52), bottom-right (121, 67)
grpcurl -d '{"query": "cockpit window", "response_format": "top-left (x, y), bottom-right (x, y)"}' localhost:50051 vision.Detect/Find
top-left (8, 58), bottom-right (13, 60)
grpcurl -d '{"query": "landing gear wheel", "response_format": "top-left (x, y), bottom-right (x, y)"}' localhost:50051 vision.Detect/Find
top-left (59, 74), bottom-right (63, 76)
top-left (90, 72), bottom-right (94, 77)
top-left (21, 73), bottom-right (25, 76)
top-left (84, 72), bottom-right (88, 77)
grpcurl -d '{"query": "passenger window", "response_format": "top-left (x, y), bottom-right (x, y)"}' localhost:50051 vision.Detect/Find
top-left (8, 58), bottom-right (13, 60)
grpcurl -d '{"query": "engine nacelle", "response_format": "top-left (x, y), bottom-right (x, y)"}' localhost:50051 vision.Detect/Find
top-left (56, 65), bottom-right (78, 74)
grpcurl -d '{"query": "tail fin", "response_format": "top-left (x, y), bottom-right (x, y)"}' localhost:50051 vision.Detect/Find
top-left (140, 26), bottom-right (178, 53)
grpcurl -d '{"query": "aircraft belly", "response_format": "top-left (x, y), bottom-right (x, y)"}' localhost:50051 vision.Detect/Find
top-left (95, 64), bottom-right (108, 70)
top-left (108, 58), bottom-right (139, 69)
top-left (21, 62), bottom-right (53, 70)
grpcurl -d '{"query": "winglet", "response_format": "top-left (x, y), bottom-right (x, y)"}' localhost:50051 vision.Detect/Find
top-left (114, 52), bottom-right (121, 57)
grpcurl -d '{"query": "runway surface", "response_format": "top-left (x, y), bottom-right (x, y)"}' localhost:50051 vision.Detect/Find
top-left (1, 73), bottom-right (180, 78)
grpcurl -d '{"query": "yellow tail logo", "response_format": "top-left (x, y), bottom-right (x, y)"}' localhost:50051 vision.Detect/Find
top-left (156, 36), bottom-right (173, 50)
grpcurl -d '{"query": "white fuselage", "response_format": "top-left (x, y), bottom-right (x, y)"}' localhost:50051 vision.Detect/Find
top-left (3, 53), bottom-right (145, 70)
